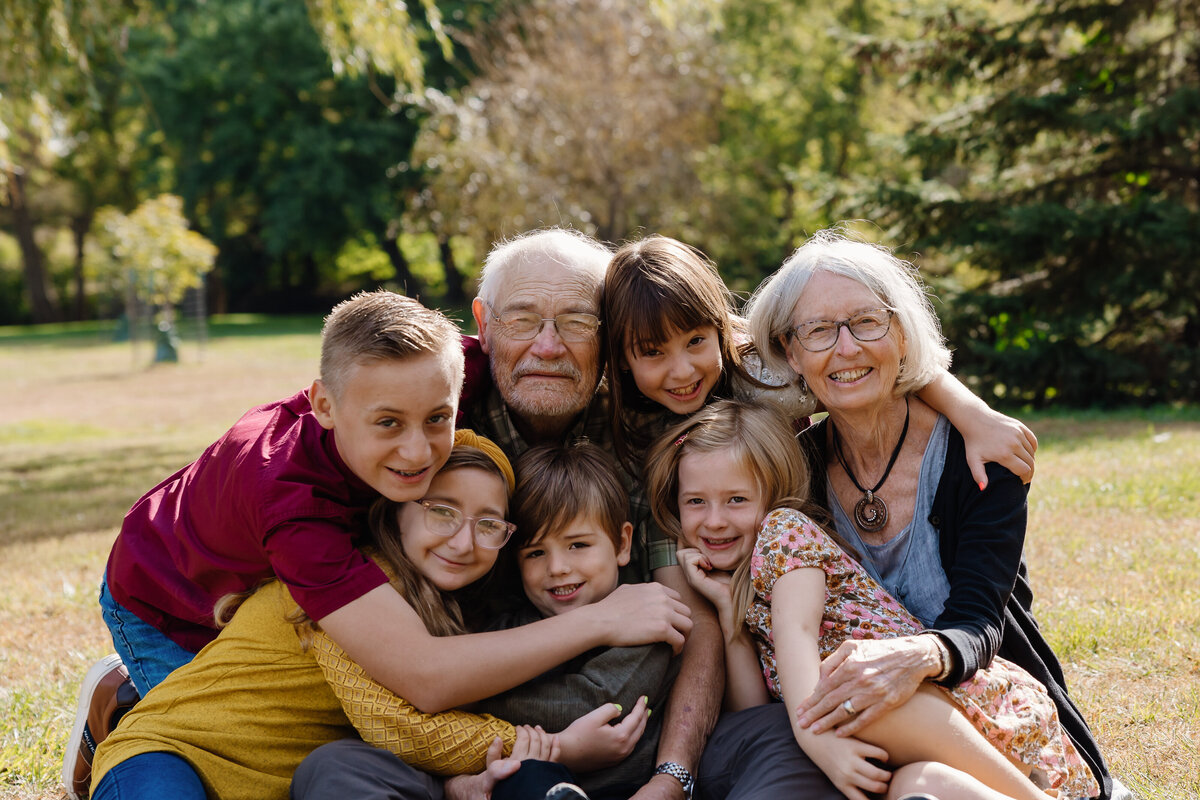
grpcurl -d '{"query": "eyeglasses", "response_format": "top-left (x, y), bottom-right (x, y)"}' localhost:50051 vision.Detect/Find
top-left (487, 305), bottom-right (601, 342)
top-left (416, 500), bottom-right (516, 549)
top-left (788, 308), bottom-right (895, 352)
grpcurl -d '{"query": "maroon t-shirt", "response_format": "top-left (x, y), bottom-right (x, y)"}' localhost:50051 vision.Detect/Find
top-left (105, 390), bottom-right (388, 652)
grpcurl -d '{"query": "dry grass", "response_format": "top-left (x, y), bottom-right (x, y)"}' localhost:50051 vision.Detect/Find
top-left (1, 325), bottom-right (1197, 799)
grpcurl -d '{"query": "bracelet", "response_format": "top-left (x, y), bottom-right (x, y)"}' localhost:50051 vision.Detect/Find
top-left (926, 633), bottom-right (952, 682)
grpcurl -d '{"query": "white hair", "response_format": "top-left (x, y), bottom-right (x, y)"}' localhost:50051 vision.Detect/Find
top-left (745, 228), bottom-right (951, 397)
top-left (477, 228), bottom-right (612, 307)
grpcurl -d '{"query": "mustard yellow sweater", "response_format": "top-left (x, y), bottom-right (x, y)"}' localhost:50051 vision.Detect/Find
top-left (92, 579), bottom-right (515, 800)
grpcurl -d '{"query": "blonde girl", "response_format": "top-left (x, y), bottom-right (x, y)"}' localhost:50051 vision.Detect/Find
top-left (602, 234), bottom-right (1037, 485)
top-left (644, 399), bottom-right (1099, 800)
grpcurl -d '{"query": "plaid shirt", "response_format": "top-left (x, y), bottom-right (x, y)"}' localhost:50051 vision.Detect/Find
top-left (462, 382), bottom-right (676, 584)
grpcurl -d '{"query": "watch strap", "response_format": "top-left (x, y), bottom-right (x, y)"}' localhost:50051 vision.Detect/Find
top-left (654, 761), bottom-right (695, 798)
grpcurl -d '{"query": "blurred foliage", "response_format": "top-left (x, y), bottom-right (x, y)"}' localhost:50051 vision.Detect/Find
top-left (2, 0), bottom-right (1196, 404)
top-left (86, 194), bottom-right (217, 310)
top-left (409, 0), bottom-right (720, 245)
top-left (858, 0), bottom-right (1200, 406)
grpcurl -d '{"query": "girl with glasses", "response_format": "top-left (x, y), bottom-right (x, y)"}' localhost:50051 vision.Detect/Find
top-left (88, 431), bottom-right (624, 800)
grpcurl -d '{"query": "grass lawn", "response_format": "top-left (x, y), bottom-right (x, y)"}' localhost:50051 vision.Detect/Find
top-left (1, 321), bottom-right (1197, 799)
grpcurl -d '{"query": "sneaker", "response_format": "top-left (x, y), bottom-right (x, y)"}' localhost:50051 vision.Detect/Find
top-left (545, 783), bottom-right (590, 800)
top-left (62, 654), bottom-right (139, 799)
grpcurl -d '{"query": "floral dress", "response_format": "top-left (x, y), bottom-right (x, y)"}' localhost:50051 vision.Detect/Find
top-left (747, 507), bottom-right (1100, 798)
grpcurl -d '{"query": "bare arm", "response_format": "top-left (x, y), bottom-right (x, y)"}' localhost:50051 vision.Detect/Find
top-left (320, 580), bottom-right (691, 712)
top-left (629, 564), bottom-right (723, 800)
top-left (772, 569), bottom-right (891, 800)
top-left (676, 547), bottom-right (768, 712)
top-left (917, 370), bottom-right (1037, 487)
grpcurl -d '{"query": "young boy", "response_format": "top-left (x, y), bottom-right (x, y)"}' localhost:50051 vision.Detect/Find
top-left (473, 442), bottom-right (679, 800)
top-left (65, 291), bottom-right (466, 798)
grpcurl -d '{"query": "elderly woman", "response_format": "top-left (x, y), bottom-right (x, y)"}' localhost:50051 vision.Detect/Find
top-left (745, 228), bottom-right (1118, 800)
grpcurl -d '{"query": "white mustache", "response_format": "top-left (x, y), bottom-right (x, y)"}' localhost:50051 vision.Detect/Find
top-left (513, 358), bottom-right (581, 381)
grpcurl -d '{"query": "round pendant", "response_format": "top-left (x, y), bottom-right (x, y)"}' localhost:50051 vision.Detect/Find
top-left (854, 494), bottom-right (888, 532)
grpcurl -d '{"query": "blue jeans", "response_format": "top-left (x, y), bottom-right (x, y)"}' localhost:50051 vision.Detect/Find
top-left (99, 577), bottom-right (196, 697)
top-left (91, 751), bottom-right (205, 800)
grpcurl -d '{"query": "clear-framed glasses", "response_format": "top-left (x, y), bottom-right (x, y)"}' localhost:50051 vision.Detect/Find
top-left (788, 308), bottom-right (895, 352)
top-left (417, 500), bottom-right (516, 549)
top-left (487, 304), bottom-right (601, 342)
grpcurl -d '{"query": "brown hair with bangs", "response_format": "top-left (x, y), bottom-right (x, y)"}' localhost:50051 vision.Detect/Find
top-left (602, 235), bottom-right (762, 471)
top-left (510, 442), bottom-right (629, 551)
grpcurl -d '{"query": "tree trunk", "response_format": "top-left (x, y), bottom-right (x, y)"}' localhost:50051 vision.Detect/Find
top-left (6, 168), bottom-right (58, 323)
top-left (379, 230), bottom-right (423, 297)
top-left (70, 208), bottom-right (94, 320)
top-left (438, 235), bottom-right (467, 305)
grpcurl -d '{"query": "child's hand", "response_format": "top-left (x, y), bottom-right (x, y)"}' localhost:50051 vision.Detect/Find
top-left (444, 736), bottom-right (525, 800)
top-left (677, 547), bottom-right (736, 634)
top-left (962, 406), bottom-right (1038, 488)
top-left (557, 696), bottom-right (650, 772)
top-left (802, 731), bottom-right (890, 800)
top-left (586, 583), bottom-right (692, 653)
top-left (510, 724), bottom-right (560, 763)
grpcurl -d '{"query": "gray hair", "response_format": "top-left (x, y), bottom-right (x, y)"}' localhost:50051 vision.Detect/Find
top-left (477, 228), bottom-right (612, 307)
top-left (745, 228), bottom-right (951, 397)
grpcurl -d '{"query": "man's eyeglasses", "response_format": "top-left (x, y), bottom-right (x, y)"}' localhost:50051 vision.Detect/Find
top-left (417, 500), bottom-right (516, 549)
top-left (488, 305), bottom-right (601, 342)
top-left (788, 309), bottom-right (895, 352)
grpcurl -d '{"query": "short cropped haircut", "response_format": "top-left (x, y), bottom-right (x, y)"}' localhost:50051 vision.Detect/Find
top-left (319, 291), bottom-right (465, 398)
top-left (745, 228), bottom-right (951, 397)
top-left (477, 228), bottom-right (611, 308)
top-left (510, 442), bottom-right (629, 551)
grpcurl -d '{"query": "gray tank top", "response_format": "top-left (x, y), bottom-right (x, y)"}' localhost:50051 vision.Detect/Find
top-left (827, 415), bottom-right (952, 627)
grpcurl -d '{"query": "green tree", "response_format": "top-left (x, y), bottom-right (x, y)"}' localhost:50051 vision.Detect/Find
top-left (864, 0), bottom-right (1200, 406)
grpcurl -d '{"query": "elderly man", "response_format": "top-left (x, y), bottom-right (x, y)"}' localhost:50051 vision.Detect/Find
top-left (468, 229), bottom-right (726, 799)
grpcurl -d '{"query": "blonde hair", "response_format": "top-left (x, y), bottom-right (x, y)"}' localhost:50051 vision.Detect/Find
top-left (644, 399), bottom-right (836, 632)
top-left (745, 228), bottom-right (951, 398)
top-left (214, 433), bottom-right (514, 643)
top-left (319, 290), bottom-right (465, 400)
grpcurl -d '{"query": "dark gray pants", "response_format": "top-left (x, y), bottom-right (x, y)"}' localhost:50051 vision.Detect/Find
top-left (290, 739), bottom-right (574, 800)
top-left (696, 703), bottom-right (843, 800)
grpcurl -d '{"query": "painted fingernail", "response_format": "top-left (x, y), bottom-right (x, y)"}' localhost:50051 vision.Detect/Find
top-left (978, 480), bottom-right (986, 491)
top-left (614, 703), bottom-right (622, 712)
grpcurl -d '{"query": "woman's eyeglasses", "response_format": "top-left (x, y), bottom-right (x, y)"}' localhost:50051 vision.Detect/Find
top-left (417, 500), bottom-right (515, 549)
top-left (788, 309), bottom-right (894, 352)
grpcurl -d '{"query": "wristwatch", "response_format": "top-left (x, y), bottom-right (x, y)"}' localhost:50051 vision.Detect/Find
top-left (654, 761), bottom-right (695, 799)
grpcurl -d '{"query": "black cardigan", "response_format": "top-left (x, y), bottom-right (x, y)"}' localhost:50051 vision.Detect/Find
top-left (800, 419), bottom-right (1111, 799)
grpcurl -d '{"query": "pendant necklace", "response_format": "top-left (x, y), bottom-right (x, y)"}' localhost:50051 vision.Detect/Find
top-left (830, 398), bottom-right (910, 533)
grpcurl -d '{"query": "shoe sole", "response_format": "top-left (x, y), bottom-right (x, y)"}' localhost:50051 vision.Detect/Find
top-left (62, 654), bottom-right (125, 800)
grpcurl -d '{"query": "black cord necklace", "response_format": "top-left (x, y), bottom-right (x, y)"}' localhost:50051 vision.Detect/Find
top-left (830, 397), bottom-right (910, 533)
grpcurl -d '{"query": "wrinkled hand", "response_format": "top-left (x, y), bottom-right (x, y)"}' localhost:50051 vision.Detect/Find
top-left (443, 736), bottom-right (522, 800)
top-left (963, 408), bottom-right (1038, 488)
top-left (804, 731), bottom-right (891, 800)
top-left (558, 697), bottom-right (649, 773)
top-left (794, 637), bottom-right (934, 737)
top-left (587, 582), bottom-right (692, 654)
